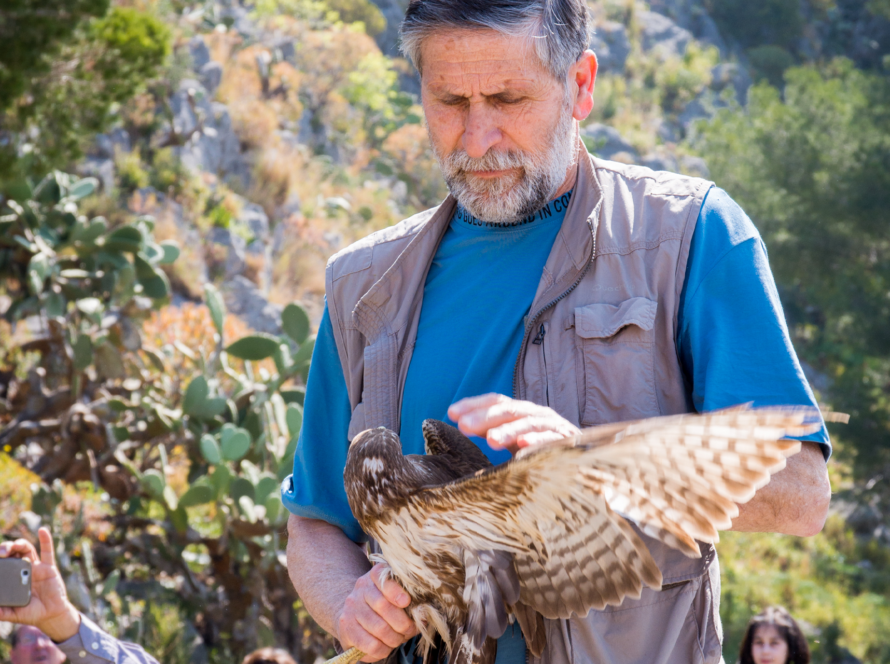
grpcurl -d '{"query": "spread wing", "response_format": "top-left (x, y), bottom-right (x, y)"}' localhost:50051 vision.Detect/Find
top-left (399, 406), bottom-right (821, 621)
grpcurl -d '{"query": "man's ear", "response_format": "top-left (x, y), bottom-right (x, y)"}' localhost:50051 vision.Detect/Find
top-left (571, 50), bottom-right (598, 121)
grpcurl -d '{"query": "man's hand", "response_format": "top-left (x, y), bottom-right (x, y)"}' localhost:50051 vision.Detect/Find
top-left (336, 563), bottom-right (418, 662)
top-left (0, 527), bottom-right (81, 643)
top-left (449, 394), bottom-right (581, 453)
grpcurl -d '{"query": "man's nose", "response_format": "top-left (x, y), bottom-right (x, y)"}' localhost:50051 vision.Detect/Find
top-left (462, 102), bottom-right (502, 159)
top-left (34, 634), bottom-right (53, 648)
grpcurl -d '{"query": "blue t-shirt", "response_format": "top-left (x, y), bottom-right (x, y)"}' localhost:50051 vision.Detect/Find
top-left (281, 187), bottom-right (830, 663)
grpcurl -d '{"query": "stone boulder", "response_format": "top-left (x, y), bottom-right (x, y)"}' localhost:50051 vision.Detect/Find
top-left (239, 202), bottom-right (270, 244)
top-left (176, 100), bottom-right (248, 188)
top-left (94, 127), bottom-right (132, 159)
top-left (678, 155), bottom-right (710, 179)
top-left (368, 0), bottom-right (406, 57)
top-left (223, 276), bottom-right (283, 335)
top-left (645, 0), bottom-right (729, 56)
top-left (78, 157), bottom-right (115, 194)
top-left (200, 61), bottom-right (223, 96)
top-left (589, 21), bottom-right (631, 73)
top-left (638, 10), bottom-right (693, 60)
top-left (189, 36), bottom-right (211, 70)
top-left (710, 62), bottom-right (752, 104)
top-left (207, 227), bottom-right (247, 280)
top-left (640, 150), bottom-right (679, 173)
top-left (581, 124), bottom-right (639, 162)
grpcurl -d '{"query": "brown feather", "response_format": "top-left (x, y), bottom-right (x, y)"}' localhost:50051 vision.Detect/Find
top-left (344, 406), bottom-right (821, 664)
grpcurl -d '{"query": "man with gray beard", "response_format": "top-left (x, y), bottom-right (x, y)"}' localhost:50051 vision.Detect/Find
top-left (282, 1), bottom-right (832, 663)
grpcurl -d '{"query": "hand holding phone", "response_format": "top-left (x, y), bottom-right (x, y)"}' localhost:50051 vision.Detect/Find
top-left (0, 557), bottom-right (31, 606)
top-left (0, 528), bottom-right (81, 643)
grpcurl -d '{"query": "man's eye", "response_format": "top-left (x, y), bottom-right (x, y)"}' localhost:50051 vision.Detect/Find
top-left (441, 97), bottom-right (467, 106)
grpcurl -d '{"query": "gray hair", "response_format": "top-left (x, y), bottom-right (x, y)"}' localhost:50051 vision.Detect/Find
top-left (400, 0), bottom-right (591, 81)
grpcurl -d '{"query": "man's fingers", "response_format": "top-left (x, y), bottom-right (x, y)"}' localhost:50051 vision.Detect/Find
top-left (0, 539), bottom-right (39, 564)
top-left (487, 416), bottom-right (556, 447)
top-left (364, 582), bottom-right (415, 636)
top-left (356, 600), bottom-right (409, 649)
top-left (37, 527), bottom-right (56, 568)
top-left (370, 564), bottom-right (410, 608)
top-left (454, 401), bottom-right (549, 437)
top-left (340, 621), bottom-right (394, 662)
top-left (488, 417), bottom-right (578, 449)
top-left (515, 430), bottom-right (569, 448)
top-left (447, 393), bottom-right (507, 420)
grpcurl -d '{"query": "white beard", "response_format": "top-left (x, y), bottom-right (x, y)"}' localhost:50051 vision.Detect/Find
top-left (432, 99), bottom-right (578, 224)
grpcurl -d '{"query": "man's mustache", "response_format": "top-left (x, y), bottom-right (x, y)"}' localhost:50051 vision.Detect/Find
top-left (444, 149), bottom-right (530, 174)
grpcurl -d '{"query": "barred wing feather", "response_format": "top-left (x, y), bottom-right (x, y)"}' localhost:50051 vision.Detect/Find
top-left (402, 406), bottom-right (820, 622)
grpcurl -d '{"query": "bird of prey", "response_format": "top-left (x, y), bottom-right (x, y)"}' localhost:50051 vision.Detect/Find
top-left (341, 406), bottom-right (824, 664)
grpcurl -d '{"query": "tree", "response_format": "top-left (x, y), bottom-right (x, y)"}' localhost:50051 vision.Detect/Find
top-left (0, 4), bottom-right (170, 182)
top-left (0, 0), bottom-right (110, 112)
top-left (691, 59), bottom-right (890, 484)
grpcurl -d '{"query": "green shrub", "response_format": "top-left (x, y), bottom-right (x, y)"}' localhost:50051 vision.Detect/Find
top-left (116, 149), bottom-right (150, 192)
top-left (747, 45), bottom-right (796, 88)
top-left (327, 0), bottom-right (387, 37)
top-left (90, 7), bottom-right (171, 102)
top-left (705, 0), bottom-right (804, 51)
top-left (654, 43), bottom-right (720, 113)
top-left (0, 0), bottom-right (110, 115)
top-left (0, 5), bottom-right (171, 182)
top-left (690, 60), bottom-right (890, 480)
top-left (149, 147), bottom-right (189, 195)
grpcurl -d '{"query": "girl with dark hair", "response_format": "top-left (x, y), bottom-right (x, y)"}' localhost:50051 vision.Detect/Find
top-left (738, 606), bottom-right (811, 664)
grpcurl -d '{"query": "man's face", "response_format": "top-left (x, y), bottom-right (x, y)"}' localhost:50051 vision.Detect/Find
top-left (10, 626), bottom-right (66, 664)
top-left (420, 29), bottom-right (582, 222)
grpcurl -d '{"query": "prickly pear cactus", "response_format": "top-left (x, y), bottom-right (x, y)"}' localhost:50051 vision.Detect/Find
top-left (1, 172), bottom-right (331, 661)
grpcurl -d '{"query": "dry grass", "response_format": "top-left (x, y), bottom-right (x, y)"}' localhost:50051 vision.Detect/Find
top-left (143, 302), bottom-right (249, 358)
top-left (205, 30), bottom-right (243, 68)
top-left (249, 144), bottom-right (301, 217)
top-left (0, 453), bottom-right (38, 531)
top-left (141, 302), bottom-right (277, 377)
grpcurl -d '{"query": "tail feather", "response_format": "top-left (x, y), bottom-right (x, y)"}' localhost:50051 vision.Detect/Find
top-left (463, 550), bottom-right (518, 646)
top-left (512, 603), bottom-right (546, 657)
top-left (449, 627), bottom-right (497, 664)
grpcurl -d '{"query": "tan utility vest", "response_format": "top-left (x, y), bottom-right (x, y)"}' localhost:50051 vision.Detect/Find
top-left (325, 147), bottom-right (724, 664)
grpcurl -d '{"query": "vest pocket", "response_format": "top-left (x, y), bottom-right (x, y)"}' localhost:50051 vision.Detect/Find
top-left (567, 578), bottom-right (708, 664)
top-left (572, 298), bottom-right (660, 426)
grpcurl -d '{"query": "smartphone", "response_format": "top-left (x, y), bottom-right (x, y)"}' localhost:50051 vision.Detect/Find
top-left (0, 558), bottom-right (32, 607)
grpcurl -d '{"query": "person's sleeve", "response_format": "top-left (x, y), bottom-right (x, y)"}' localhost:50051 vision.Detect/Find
top-left (279, 303), bottom-right (366, 543)
top-left (677, 188), bottom-right (831, 459)
top-left (56, 614), bottom-right (160, 664)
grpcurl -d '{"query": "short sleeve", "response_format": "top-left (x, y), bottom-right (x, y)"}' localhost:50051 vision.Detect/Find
top-left (280, 303), bottom-right (366, 542)
top-left (678, 188), bottom-right (831, 459)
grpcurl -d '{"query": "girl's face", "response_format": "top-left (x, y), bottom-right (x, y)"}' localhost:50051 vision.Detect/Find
top-left (751, 624), bottom-right (790, 664)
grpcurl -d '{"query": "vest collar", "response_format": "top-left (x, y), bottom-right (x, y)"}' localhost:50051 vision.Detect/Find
top-left (352, 141), bottom-right (603, 341)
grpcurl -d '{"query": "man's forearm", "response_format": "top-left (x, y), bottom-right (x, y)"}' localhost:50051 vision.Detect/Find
top-left (729, 441), bottom-right (830, 536)
top-left (287, 515), bottom-right (372, 637)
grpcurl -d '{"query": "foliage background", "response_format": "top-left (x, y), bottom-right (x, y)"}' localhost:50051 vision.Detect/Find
top-left (0, 0), bottom-right (889, 662)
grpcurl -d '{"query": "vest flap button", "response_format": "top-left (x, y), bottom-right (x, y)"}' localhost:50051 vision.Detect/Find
top-left (91, 641), bottom-right (99, 649)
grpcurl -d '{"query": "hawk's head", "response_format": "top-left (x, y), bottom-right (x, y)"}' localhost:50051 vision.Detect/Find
top-left (345, 427), bottom-right (420, 529)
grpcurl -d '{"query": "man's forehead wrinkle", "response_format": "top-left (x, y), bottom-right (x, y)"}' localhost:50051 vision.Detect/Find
top-left (428, 71), bottom-right (542, 98)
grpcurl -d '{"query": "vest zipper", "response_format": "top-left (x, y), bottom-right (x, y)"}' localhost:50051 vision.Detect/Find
top-left (532, 323), bottom-right (550, 405)
top-left (512, 217), bottom-right (598, 401)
